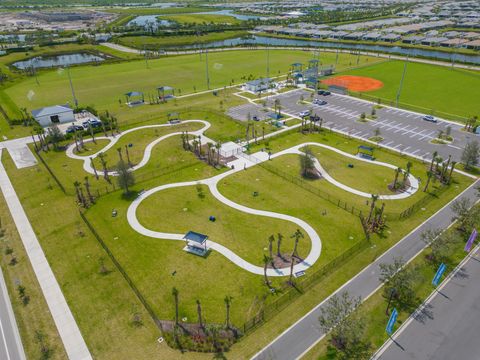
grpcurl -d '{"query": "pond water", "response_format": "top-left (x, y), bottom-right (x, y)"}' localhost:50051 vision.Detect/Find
top-left (168, 35), bottom-right (480, 65)
top-left (193, 9), bottom-right (262, 20)
top-left (127, 15), bottom-right (172, 28)
top-left (13, 53), bottom-right (105, 70)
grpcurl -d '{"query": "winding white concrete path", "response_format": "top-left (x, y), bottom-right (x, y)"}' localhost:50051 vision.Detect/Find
top-left (66, 120), bottom-right (210, 175)
top-left (66, 121), bottom-right (419, 276)
top-left (272, 142), bottom-right (419, 200)
top-left (127, 169), bottom-right (322, 277)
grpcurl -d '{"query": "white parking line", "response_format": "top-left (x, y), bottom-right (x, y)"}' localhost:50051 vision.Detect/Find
top-left (411, 149), bottom-right (420, 155)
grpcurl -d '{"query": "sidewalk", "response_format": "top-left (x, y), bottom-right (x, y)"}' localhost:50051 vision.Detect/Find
top-left (0, 150), bottom-right (92, 360)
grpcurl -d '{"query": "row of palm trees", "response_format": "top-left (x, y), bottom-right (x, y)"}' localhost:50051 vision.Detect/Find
top-left (363, 194), bottom-right (386, 234)
top-left (262, 229), bottom-right (305, 288)
top-left (424, 152), bottom-right (456, 192)
top-left (181, 131), bottom-right (222, 167)
top-left (171, 287), bottom-right (235, 336)
top-left (391, 161), bottom-right (413, 191)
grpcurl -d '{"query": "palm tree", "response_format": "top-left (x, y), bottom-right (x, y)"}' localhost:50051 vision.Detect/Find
top-left (196, 299), bottom-right (203, 329)
top-left (84, 176), bottom-right (94, 203)
top-left (288, 251), bottom-right (295, 285)
top-left (268, 235), bottom-right (275, 261)
top-left (447, 161), bottom-right (457, 184)
top-left (97, 152), bottom-right (109, 182)
top-left (429, 151), bottom-right (438, 172)
top-left (277, 233), bottom-right (283, 257)
top-left (393, 167), bottom-right (402, 189)
top-left (172, 287), bottom-right (179, 326)
top-left (224, 295), bottom-right (232, 329)
top-left (117, 147), bottom-right (123, 162)
top-left (404, 161), bottom-right (412, 182)
top-left (215, 142), bottom-right (221, 165)
top-left (424, 171), bottom-right (433, 192)
top-left (73, 181), bottom-right (82, 204)
top-left (263, 254), bottom-right (272, 287)
top-left (88, 123), bottom-right (96, 144)
top-left (434, 156), bottom-right (443, 173)
top-left (367, 194), bottom-right (378, 223)
top-left (90, 157), bottom-right (98, 180)
top-left (124, 145), bottom-right (131, 167)
top-left (290, 229), bottom-right (304, 258)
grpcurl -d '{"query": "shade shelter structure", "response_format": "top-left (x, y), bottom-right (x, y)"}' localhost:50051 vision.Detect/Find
top-left (125, 91), bottom-right (144, 106)
top-left (183, 231), bottom-right (209, 257)
top-left (157, 86), bottom-right (175, 102)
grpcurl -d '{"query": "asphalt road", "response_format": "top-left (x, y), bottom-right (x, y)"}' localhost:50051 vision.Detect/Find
top-left (252, 179), bottom-right (480, 360)
top-left (376, 244), bottom-right (480, 360)
top-left (0, 268), bottom-right (26, 360)
top-left (266, 89), bottom-right (477, 163)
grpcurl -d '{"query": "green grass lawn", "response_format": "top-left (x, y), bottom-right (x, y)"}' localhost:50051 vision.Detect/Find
top-left (136, 184), bottom-right (309, 264)
top-left (338, 60), bottom-right (480, 120)
top-left (1, 50), bottom-right (382, 126)
top-left (308, 145), bottom-right (396, 195)
top-left (161, 13), bottom-right (242, 24)
top-left (249, 129), bottom-right (472, 217)
top-left (116, 30), bottom-right (249, 49)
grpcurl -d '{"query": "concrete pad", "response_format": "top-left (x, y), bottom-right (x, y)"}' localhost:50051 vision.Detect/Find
top-left (6, 146), bottom-right (37, 169)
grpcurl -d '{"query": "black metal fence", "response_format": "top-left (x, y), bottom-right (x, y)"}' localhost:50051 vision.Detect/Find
top-left (242, 237), bottom-right (371, 334)
top-left (79, 211), bottom-right (162, 330)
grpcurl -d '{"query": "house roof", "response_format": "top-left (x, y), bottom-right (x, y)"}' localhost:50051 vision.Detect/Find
top-left (183, 231), bottom-right (208, 244)
top-left (31, 104), bottom-right (72, 118)
top-left (246, 78), bottom-right (270, 86)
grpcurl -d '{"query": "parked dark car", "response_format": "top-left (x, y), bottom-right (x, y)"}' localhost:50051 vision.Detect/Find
top-left (317, 90), bottom-right (325, 95)
top-left (322, 91), bottom-right (331, 96)
top-left (82, 119), bottom-right (103, 129)
top-left (66, 125), bottom-right (84, 134)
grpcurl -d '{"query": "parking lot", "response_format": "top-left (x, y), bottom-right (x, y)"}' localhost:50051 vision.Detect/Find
top-left (227, 103), bottom-right (273, 122)
top-left (264, 89), bottom-right (474, 162)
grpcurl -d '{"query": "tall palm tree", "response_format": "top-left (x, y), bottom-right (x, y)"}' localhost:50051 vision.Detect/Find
top-left (73, 181), bottom-right (82, 204)
top-left (196, 299), bottom-right (203, 329)
top-left (84, 176), bottom-right (94, 203)
top-left (97, 152), bottom-right (109, 182)
top-left (215, 142), bottom-right (221, 165)
top-left (434, 156), bottom-right (443, 173)
top-left (224, 295), bottom-right (232, 329)
top-left (404, 161), bottom-right (412, 182)
top-left (447, 161), bottom-right (457, 184)
top-left (268, 235), bottom-right (275, 261)
top-left (367, 194), bottom-right (378, 223)
top-left (90, 157), bottom-right (99, 180)
top-left (88, 123), bottom-right (96, 144)
top-left (117, 147), bottom-right (123, 162)
top-left (277, 233), bottom-right (283, 257)
top-left (290, 229), bottom-right (304, 258)
top-left (429, 151), bottom-right (438, 172)
top-left (393, 167), bottom-right (402, 189)
top-left (288, 251), bottom-right (295, 285)
top-left (124, 145), bottom-right (131, 167)
top-left (263, 254), bottom-right (272, 287)
top-left (172, 287), bottom-right (179, 326)
top-left (424, 171), bottom-right (433, 192)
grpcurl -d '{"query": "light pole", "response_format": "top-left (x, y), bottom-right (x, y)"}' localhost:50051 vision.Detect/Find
top-left (205, 49), bottom-right (210, 90)
top-left (66, 65), bottom-right (78, 108)
top-left (395, 58), bottom-right (408, 107)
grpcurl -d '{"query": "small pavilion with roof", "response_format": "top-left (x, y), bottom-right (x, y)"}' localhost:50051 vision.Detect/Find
top-left (183, 231), bottom-right (209, 257)
top-left (125, 91), bottom-right (144, 106)
top-left (157, 86), bottom-right (175, 102)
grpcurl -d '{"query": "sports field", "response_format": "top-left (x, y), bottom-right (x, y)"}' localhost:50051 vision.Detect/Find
top-left (340, 60), bottom-right (480, 119)
top-left (1, 49), bottom-right (381, 124)
top-left (162, 13), bottom-right (242, 24)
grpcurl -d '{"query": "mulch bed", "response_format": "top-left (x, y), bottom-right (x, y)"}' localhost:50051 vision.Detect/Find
top-left (321, 75), bottom-right (384, 92)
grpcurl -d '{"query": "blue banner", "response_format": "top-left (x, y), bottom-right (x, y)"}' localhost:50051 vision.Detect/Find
top-left (432, 263), bottom-right (447, 287)
top-left (386, 308), bottom-right (398, 335)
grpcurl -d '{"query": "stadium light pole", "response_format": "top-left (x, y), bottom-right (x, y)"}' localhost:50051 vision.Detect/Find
top-left (66, 65), bottom-right (78, 108)
top-left (205, 49), bottom-right (210, 90)
top-left (395, 58), bottom-right (408, 107)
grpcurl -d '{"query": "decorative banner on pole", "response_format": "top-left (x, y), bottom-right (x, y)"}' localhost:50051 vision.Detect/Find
top-left (432, 263), bottom-right (447, 287)
top-left (386, 308), bottom-right (398, 335)
top-left (464, 228), bottom-right (478, 253)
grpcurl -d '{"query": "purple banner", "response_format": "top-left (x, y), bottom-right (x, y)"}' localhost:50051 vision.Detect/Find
top-left (465, 228), bottom-right (478, 252)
